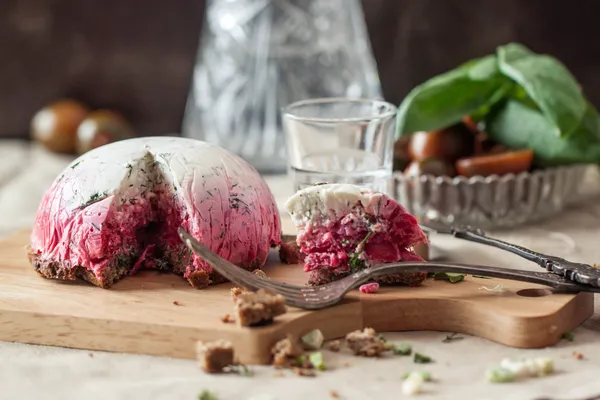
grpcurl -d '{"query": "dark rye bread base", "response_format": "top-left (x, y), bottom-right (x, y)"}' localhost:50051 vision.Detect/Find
top-left (306, 267), bottom-right (427, 287)
top-left (27, 246), bottom-right (259, 290)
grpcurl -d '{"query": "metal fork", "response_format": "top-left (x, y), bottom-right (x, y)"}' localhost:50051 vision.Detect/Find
top-left (178, 228), bottom-right (600, 310)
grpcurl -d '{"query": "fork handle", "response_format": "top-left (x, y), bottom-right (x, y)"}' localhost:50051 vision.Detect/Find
top-left (369, 262), bottom-right (594, 292)
top-left (448, 227), bottom-right (600, 286)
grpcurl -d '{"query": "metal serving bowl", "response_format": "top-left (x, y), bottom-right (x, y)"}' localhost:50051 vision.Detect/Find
top-left (393, 164), bottom-right (599, 229)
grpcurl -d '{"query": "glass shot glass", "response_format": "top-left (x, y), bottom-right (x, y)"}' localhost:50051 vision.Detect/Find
top-left (282, 98), bottom-right (397, 194)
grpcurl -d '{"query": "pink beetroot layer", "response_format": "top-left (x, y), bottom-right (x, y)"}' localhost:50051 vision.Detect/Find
top-left (295, 191), bottom-right (427, 285)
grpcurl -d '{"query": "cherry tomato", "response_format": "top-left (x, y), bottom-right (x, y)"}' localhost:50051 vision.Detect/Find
top-left (31, 99), bottom-right (90, 154)
top-left (408, 123), bottom-right (475, 162)
top-left (76, 110), bottom-right (134, 154)
top-left (404, 158), bottom-right (456, 178)
top-left (455, 149), bottom-right (534, 177)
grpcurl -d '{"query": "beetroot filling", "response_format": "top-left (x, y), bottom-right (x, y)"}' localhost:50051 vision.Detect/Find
top-left (296, 196), bottom-right (427, 284)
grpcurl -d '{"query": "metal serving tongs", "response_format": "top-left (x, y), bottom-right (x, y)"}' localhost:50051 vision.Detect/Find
top-left (420, 219), bottom-right (600, 288)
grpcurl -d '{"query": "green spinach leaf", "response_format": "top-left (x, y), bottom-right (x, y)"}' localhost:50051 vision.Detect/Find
top-left (486, 100), bottom-right (600, 165)
top-left (396, 55), bottom-right (511, 136)
top-left (497, 43), bottom-right (587, 138)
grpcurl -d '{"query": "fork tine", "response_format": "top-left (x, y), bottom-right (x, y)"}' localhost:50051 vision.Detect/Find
top-left (178, 228), bottom-right (308, 296)
top-left (178, 228), bottom-right (258, 286)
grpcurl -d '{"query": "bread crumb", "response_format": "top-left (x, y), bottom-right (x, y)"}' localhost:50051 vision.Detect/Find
top-left (234, 288), bottom-right (287, 327)
top-left (272, 335), bottom-right (304, 368)
top-left (293, 367), bottom-right (316, 377)
top-left (573, 351), bottom-right (584, 360)
top-left (252, 269), bottom-right (269, 279)
top-left (231, 287), bottom-right (245, 297)
top-left (345, 328), bottom-right (390, 357)
top-left (221, 314), bottom-right (235, 323)
top-left (326, 340), bottom-right (341, 352)
top-left (173, 300), bottom-right (181, 306)
top-left (196, 340), bottom-right (234, 373)
top-left (329, 390), bottom-right (340, 398)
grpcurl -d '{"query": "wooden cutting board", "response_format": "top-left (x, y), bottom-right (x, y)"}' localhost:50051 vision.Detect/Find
top-left (0, 229), bottom-right (593, 365)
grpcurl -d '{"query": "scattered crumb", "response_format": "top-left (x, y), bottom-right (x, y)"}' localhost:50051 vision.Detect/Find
top-left (231, 287), bottom-right (245, 297)
top-left (402, 372), bottom-right (425, 396)
top-left (329, 390), bottom-right (340, 398)
top-left (293, 367), bottom-right (316, 377)
top-left (234, 288), bottom-right (287, 327)
top-left (196, 340), bottom-right (234, 373)
top-left (326, 340), bottom-right (341, 352)
top-left (573, 351), bottom-right (584, 360)
top-left (272, 335), bottom-right (304, 368)
top-left (345, 328), bottom-right (390, 357)
top-left (301, 329), bottom-right (324, 350)
top-left (359, 282), bottom-right (380, 294)
top-left (88, 352), bottom-right (94, 358)
top-left (252, 269), bottom-right (269, 279)
top-left (221, 314), bottom-right (235, 324)
top-left (173, 300), bottom-right (181, 306)
top-left (442, 333), bottom-right (464, 343)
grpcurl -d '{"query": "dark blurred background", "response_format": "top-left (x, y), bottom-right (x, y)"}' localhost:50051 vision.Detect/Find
top-left (2, 0), bottom-right (599, 139)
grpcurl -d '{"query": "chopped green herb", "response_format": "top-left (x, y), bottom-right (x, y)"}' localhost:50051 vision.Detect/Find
top-left (173, 184), bottom-right (178, 191)
top-left (70, 161), bottom-right (82, 169)
top-left (403, 371), bottom-right (432, 381)
top-left (393, 343), bottom-right (412, 356)
top-left (356, 231), bottom-right (373, 251)
top-left (472, 275), bottom-right (492, 279)
top-left (377, 334), bottom-right (387, 343)
top-left (414, 352), bottom-right (433, 364)
top-left (312, 182), bottom-right (328, 186)
top-left (301, 329), bottom-right (324, 350)
top-left (561, 332), bottom-right (574, 342)
top-left (82, 191), bottom-right (108, 207)
top-left (443, 333), bottom-right (464, 343)
top-left (308, 352), bottom-right (326, 371)
top-left (198, 390), bottom-right (218, 400)
top-left (347, 256), bottom-right (366, 273)
top-left (485, 367), bottom-right (516, 383)
top-left (91, 223), bottom-right (100, 231)
top-left (125, 163), bottom-right (133, 178)
top-left (433, 272), bottom-right (466, 283)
